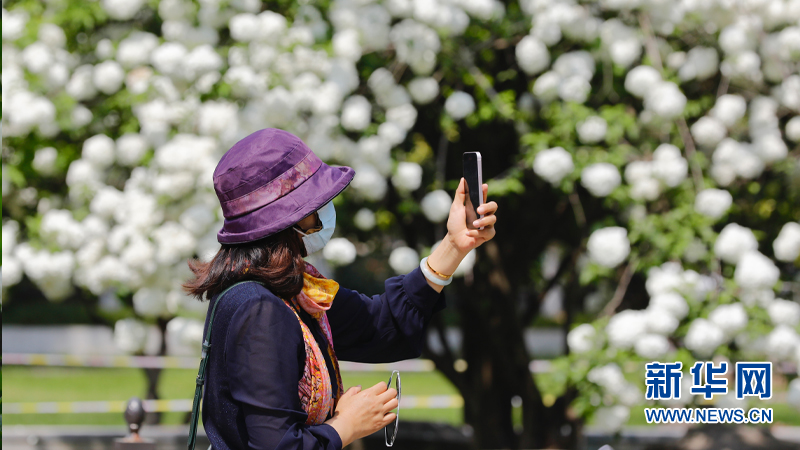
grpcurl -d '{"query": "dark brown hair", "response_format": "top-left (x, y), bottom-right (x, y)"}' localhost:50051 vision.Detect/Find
top-left (183, 227), bottom-right (306, 301)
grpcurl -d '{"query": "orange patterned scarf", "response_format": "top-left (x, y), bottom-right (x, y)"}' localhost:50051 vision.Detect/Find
top-left (282, 262), bottom-right (343, 425)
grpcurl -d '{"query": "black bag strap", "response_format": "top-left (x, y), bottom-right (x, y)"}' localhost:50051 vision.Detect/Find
top-left (188, 280), bottom-right (262, 450)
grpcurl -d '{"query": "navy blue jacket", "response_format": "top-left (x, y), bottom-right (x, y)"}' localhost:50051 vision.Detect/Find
top-left (201, 266), bottom-right (446, 450)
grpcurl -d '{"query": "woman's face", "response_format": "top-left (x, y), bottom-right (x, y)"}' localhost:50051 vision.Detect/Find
top-left (296, 211), bottom-right (321, 234)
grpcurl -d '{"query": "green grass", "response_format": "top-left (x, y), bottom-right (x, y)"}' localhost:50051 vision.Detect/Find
top-left (7, 366), bottom-right (799, 428)
top-left (3, 366), bottom-right (463, 426)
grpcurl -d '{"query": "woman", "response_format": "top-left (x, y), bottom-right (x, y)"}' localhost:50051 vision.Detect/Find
top-left (184, 128), bottom-right (498, 450)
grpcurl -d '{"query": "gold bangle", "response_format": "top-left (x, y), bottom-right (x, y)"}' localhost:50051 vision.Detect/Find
top-left (426, 258), bottom-right (453, 279)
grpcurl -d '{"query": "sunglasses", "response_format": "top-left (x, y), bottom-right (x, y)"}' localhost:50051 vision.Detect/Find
top-left (385, 370), bottom-right (401, 447)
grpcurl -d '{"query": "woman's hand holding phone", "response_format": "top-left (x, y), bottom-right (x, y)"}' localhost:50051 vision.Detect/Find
top-left (447, 177), bottom-right (497, 251)
top-left (422, 177), bottom-right (498, 293)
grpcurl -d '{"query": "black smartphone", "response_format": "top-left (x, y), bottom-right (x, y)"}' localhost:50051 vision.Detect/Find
top-left (463, 152), bottom-right (484, 230)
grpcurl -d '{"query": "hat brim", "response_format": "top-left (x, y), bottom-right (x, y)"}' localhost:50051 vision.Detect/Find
top-left (217, 164), bottom-right (355, 244)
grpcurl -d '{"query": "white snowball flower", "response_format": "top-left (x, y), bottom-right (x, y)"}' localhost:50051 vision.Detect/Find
top-left (390, 19), bottom-right (440, 75)
top-left (607, 310), bottom-right (647, 349)
top-left (650, 292), bottom-right (689, 320)
top-left (392, 162), bottom-right (423, 192)
top-left (323, 237), bottom-right (357, 266)
top-left (66, 65), bottom-right (98, 101)
top-left (32, 147), bottom-right (58, 176)
top-left (2, 9), bottom-right (28, 41)
top-left (408, 77), bottom-right (439, 104)
top-left (165, 317), bottom-right (204, 355)
top-left (515, 35), bottom-right (550, 75)
top-left (351, 164), bottom-right (388, 201)
top-left (710, 94), bottom-right (747, 127)
top-left (587, 227), bottom-right (630, 268)
top-left (133, 288), bottom-right (168, 318)
top-left (71, 105), bottom-right (93, 128)
top-left (179, 204), bottom-right (216, 236)
top-left (714, 223), bottom-right (758, 264)
top-left (182, 45), bottom-right (223, 82)
top-left (678, 46), bottom-right (718, 81)
top-left (644, 81), bottom-right (687, 119)
top-left (532, 71), bottom-right (561, 102)
top-left (151, 42), bottom-right (187, 77)
top-left (386, 104), bottom-right (418, 130)
top-left (786, 116), bottom-right (800, 142)
top-left (766, 325), bottom-right (800, 360)
top-left (378, 122), bottom-right (407, 146)
top-left (354, 208), bottom-right (376, 231)
top-left (421, 190), bottom-right (452, 223)
top-left (114, 318), bottom-right (149, 353)
top-left (389, 246), bottom-right (420, 274)
top-left (90, 186), bottom-right (124, 218)
top-left (624, 65), bottom-right (661, 98)
top-left (580, 163), bottom-right (621, 197)
top-left (3, 257), bottom-right (24, 287)
top-left (635, 334), bottom-right (670, 358)
top-left (774, 222), bottom-right (800, 262)
top-left (117, 32), bottom-right (159, 68)
top-left (152, 222), bottom-right (196, 265)
top-left (553, 51), bottom-right (595, 80)
top-left (684, 318), bottom-right (724, 357)
top-left (82, 134), bottom-right (116, 169)
top-left (558, 76), bottom-right (591, 103)
top-left (312, 82), bottom-right (345, 116)
top-left (65, 159), bottom-right (101, 192)
top-left (788, 379), bottom-right (800, 410)
top-left (567, 323), bottom-right (596, 353)
top-left (96, 39), bottom-right (115, 61)
top-left (445, 91), bottom-right (476, 120)
top-left (533, 147), bottom-right (574, 185)
top-left (333, 29), bottom-right (362, 62)
top-left (577, 116), bottom-right (607, 144)
top-left (753, 134), bottom-right (788, 163)
top-left (694, 189), bottom-right (733, 220)
top-left (645, 307), bottom-right (679, 335)
top-left (708, 303), bottom-right (748, 338)
top-left (196, 100), bottom-right (239, 143)
top-left (92, 60), bottom-right (125, 95)
top-left (21, 42), bottom-right (53, 74)
top-left (453, 248), bottom-right (476, 277)
top-left (768, 299), bottom-right (800, 327)
top-left (38, 23), bottom-right (67, 48)
top-left (691, 116), bottom-right (726, 148)
top-left (116, 133), bottom-right (150, 166)
top-left (645, 262), bottom-right (683, 297)
top-left (734, 251), bottom-right (780, 290)
top-left (101, 0), bottom-right (145, 20)
top-left (711, 139), bottom-right (764, 185)
top-left (587, 364), bottom-right (626, 392)
top-left (340, 96), bottom-right (372, 131)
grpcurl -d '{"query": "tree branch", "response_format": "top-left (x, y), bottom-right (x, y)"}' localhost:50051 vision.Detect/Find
top-left (638, 12), bottom-right (704, 193)
top-left (601, 257), bottom-right (639, 317)
top-left (522, 248), bottom-right (580, 324)
top-left (568, 192), bottom-right (586, 229)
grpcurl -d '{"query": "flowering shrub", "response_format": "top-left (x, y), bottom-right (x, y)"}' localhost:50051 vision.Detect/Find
top-left (2, 0), bottom-right (800, 446)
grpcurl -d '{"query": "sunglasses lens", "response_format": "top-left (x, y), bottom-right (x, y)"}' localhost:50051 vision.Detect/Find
top-left (385, 371), bottom-right (400, 447)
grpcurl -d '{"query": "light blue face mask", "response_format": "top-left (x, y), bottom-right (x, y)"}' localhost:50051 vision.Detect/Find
top-left (294, 201), bottom-right (336, 256)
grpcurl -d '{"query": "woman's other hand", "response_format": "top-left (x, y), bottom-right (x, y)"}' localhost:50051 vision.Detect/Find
top-left (446, 177), bottom-right (497, 253)
top-left (325, 382), bottom-right (398, 447)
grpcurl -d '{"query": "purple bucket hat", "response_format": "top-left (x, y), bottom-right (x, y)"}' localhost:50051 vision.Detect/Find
top-left (213, 128), bottom-right (355, 244)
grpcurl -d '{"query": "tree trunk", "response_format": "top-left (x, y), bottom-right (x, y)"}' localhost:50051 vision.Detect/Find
top-left (144, 317), bottom-right (169, 424)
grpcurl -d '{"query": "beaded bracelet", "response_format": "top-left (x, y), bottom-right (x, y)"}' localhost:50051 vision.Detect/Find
top-left (420, 257), bottom-right (453, 286)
